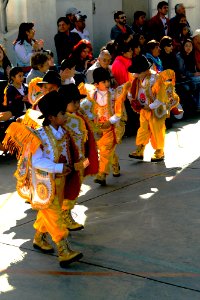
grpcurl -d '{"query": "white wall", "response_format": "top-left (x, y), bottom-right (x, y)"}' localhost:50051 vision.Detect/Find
top-left (93, 0), bottom-right (122, 56)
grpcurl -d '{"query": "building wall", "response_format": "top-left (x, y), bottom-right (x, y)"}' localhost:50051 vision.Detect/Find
top-left (123, 0), bottom-right (149, 25)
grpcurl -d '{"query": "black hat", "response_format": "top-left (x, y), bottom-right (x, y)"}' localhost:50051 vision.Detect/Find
top-left (128, 55), bottom-right (152, 73)
top-left (92, 67), bottom-right (111, 83)
top-left (37, 70), bottom-right (61, 86)
top-left (38, 90), bottom-right (66, 119)
top-left (59, 83), bottom-right (86, 104)
top-left (76, 14), bottom-right (87, 21)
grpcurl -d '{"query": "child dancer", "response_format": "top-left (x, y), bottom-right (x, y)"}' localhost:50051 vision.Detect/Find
top-left (59, 83), bottom-right (98, 230)
top-left (128, 55), bottom-right (181, 161)
top-left (79, 67), bottom-right (130, 185)
top-left (3, 91), bottom-right (84, 267)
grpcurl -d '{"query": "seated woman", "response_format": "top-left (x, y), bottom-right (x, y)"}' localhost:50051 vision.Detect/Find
top-left (0, 44), bottom-right (12, 80)
top-left (145, 40), bottom-right (163, 73)
top-left (159, 36), bottom-right (177, 71)
top-left (70, 39), bottom-right (94, 86)
top-left (112, 41), bottom-right (133, 86)
top-left (173, 22), bottom-right (192, 53)
top-left (176, 39), bottom-right (200, 114)
top-left (13, 22), bottom-right (44, 74)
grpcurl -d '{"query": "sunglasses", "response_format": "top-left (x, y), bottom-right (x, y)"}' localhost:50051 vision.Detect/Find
top-left (119, 16), bottom-right (126, 19)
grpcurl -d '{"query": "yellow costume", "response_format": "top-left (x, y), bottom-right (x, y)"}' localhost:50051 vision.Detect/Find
top-left (129, 69), bottom-right (182, 161)
top-left (79, 81), bottom-right (130, 183)
top-left (3, 104), bottom-right (84, 267)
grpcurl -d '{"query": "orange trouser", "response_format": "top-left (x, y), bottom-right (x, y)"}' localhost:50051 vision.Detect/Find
top-left (136, 109), bottom-right (166, 150)
top-left (33, 176), bottom-right (68, 243)
top-left (97, 127), bottom-right (117, 174)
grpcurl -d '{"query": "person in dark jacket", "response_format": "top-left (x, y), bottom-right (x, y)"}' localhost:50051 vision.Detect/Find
top-left (54, 17), bottom-right (81, 65)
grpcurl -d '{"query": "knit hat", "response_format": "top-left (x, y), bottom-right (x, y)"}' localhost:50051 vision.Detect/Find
top-left (128, 55), bottom-right (152, 73)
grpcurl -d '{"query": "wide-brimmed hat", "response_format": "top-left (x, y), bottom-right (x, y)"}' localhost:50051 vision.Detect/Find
top-left (59, 83), bottom-right (86, 104)
top-left (128, 55), bottom-right (152, 73)
top-left (38, 90), bottom-right (66, 119)
top-left (37, 70), bottom-right (61, 87)
top-left (92, 67), bottom-right (111, 83)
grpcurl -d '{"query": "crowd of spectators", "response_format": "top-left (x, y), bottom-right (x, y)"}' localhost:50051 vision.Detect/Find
top-left (1, 1), bottom-right (200, 153)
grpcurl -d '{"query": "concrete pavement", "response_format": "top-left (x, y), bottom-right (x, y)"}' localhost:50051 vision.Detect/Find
top-left (1, 116), bottom-right (200, 299)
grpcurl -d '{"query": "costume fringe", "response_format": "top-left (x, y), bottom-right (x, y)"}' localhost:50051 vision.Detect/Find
top-left (22, 109), bottom-right (43, 129)
top-left (3, 122), bottom-right (42, 158)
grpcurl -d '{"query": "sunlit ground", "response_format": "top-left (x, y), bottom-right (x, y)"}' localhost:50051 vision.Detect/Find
top-left (0, 119), bottom-right (200, 293)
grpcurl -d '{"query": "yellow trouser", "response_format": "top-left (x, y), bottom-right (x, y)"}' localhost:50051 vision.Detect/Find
top-left (136, 109), bottom-right (166, 150)
top-left (34, 177), bottom-right (68, 243)
top-left (97, 127), bottom-right (117, 174)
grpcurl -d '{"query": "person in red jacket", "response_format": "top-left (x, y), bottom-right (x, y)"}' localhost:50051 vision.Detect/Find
top-left (148, 1), bottom-right (170, 42)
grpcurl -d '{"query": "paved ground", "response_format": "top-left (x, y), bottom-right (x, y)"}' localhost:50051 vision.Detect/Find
top-left (1, 116), bottom-right (200, 300)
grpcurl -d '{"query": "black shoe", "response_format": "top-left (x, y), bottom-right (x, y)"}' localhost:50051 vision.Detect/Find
top-left (129, 153), bottom-right (143, 159)
top-left (94, 178), bottom-right (106, 186)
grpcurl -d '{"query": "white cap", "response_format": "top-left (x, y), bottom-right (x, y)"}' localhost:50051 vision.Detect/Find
top-left (192, 29), bottom-right (200, 38)
top-left (66, 7), bottom-right (81, 15)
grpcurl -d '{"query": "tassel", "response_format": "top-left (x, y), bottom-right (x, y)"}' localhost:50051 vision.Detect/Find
top-left (3, 122), bottom-right (42, 158)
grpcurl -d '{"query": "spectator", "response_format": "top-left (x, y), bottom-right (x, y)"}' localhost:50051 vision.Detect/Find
top-left (112, 42), bottom-right (133, 85)
top-left (54, 17), bottom-right (81, 65)
top-left (103, 40), bottom-right (118, 63)
top-left (86, 49), bottom-right (112, 83)
top-left (26, 52), bottom-right (49, 84)
top-left (159, 36), bottom-right (177, 71)
top-left (176, 39), bottom-right (199, 114)
top-left (131, 35), bottom-right (142, 57)
top-left (148, 1), bottom-right (170, 41)
top-left (131, 11), bottom-right (148, 39)
top-left (3, 67), bottom-right (30, 118)
top-left (70, 39), bottom-right (94, 86)
top-left (112, 42), bottom-right (135, 136)
top-left (71, 14), bottom-right (90, 41)
top-left (110, 11), bottom-right (134, 40)
top-left (146, 40), bottom-right (163, 73)
top-left (13, 22), bottom-right (44, 73)
top-left (192, 29), bottom-right (200, 72)
top-left (43, 50), bottom-right (58, 72)
top-left (173, 23), bottom-right (192, 53)
top-left (169, 3), bottom-right (191, 39)
top-left (66, 7), bottom-right (81, 30)
top-left (60, 57), bottom-right (76, 85)
top-left (0, 44), bottom-right (12, 80)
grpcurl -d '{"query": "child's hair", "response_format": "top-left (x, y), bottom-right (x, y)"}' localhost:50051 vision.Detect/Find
top-left (8, 66), bottom-right (23, 83)
top-left (30, 52), bottom-right (49, 69)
